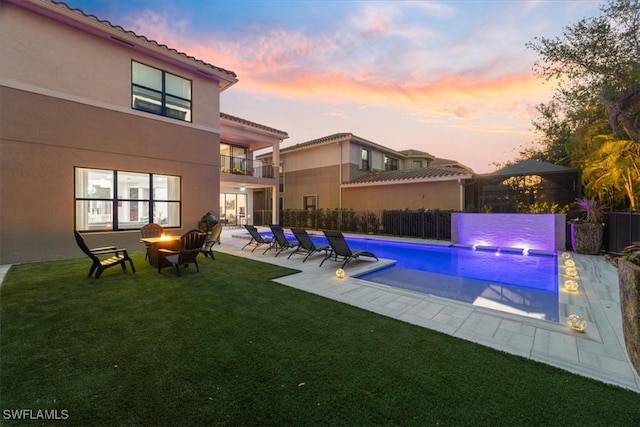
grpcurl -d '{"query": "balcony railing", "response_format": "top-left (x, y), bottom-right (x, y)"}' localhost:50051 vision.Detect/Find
top-left (220, 155), bottom-right (275, 178)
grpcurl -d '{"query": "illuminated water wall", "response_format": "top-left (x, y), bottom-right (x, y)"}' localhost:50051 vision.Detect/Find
top-left (451, 213), bottom-right (566, 253)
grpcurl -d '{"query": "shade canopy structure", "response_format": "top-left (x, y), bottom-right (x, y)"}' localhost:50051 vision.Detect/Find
top-left (467, 160), bottom-right (581, 212)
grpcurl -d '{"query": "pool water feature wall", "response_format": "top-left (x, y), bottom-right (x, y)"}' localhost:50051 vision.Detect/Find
top-left (451, 213), bottom-right (566, 253)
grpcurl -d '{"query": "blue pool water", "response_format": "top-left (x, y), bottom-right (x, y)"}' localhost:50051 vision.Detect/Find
top-left (304, 234), bottom-right (560, 322)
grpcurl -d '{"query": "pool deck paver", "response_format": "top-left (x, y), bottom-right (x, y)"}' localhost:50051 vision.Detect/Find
top-left (217, 228), bottom-right (640, 393)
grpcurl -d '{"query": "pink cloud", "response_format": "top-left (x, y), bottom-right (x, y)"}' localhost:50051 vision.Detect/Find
top-left (126, 8), bottom-right (552, 138)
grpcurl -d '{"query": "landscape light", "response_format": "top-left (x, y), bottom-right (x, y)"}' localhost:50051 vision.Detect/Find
top-left (564, 280), bottom-right (579, 292)
top-left (567, 314), bottom-right (587, 332)
top-left (336, 269), bottom-right (345, 279)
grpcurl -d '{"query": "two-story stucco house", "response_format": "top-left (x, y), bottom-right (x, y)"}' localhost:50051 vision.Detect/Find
top-left (262, 133), bottom-right (474, 213)
top-left (0, 0), bottom-right (285, 264)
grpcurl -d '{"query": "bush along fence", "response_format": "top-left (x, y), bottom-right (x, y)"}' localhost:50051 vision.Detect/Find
top-left (280, 208), bottom-right (453, 240)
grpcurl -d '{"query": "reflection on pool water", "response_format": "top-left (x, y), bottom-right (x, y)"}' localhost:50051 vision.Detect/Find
top-left (319, 236), bottom-right (559, 322)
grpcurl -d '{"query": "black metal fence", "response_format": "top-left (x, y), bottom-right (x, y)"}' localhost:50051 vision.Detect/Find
top-left (279, 208), bottom-right (452, 240)
top-left (606, 212), bottom-right (640, 252)
top-left (252, 209), bottom-right (640, 250)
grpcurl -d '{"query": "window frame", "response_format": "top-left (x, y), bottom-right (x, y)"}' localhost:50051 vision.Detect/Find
top-left (75, 167), bottom-right (182, 232)
top-left (303, 195), bottom-right (318, 211)
top-left (220, 143), bottom-right (249, 174)
top-left (360, 148), bottom-right (370, 171)
top-left (384, 156), bottom-right (398, 171)
top-left (131, 61), bottom-right (192, 122)
top-left (279, 164), bottom-right (285, 193)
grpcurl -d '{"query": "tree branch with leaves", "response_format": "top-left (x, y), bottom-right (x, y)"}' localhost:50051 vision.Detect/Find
top-left (527, 0), bottom-right (640, 143)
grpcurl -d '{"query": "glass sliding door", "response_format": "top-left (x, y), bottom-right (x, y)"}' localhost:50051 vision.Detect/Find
top-left (220, 192), bottom-right (247, 226)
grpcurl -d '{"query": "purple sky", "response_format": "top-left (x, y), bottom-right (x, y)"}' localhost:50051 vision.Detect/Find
top-left (63, 0), bottom-right (602, 172)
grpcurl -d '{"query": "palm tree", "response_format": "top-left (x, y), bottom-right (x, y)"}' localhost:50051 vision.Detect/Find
top-left (582, 135), bottom-right (640, 210)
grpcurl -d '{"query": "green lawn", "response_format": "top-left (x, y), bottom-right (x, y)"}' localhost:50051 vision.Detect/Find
top-left (1, 251), bottom-right (639, 426)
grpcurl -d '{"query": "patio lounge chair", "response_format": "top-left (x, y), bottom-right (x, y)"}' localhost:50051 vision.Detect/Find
top-left (242, 225), bottom-right (274, 252)
top-left (201, 222), bottom-right (222, 259)
top-left (265, 224), bottom-right (297, 256)
top-left (74, 231), bottom-right (136, 279)
top-left (288, 228), bottom-right (330, 262)
top-left (320, 230), bottom-right (378, 269)
top-left (141, 223), bottom-right (163, 260)
top-left (158, 229), bottom-right (207, 276)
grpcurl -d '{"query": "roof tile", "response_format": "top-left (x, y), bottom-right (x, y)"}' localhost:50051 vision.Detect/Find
top-left (345, 166), bottom-right (472, 185)
top-left (51, 0), bottom-right (237, 79)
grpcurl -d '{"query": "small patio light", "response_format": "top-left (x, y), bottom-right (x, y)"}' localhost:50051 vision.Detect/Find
top-left (564, 259), bottom-right (576, 267)
top-left (567, 314), bottom-right (587, 332)
top-left (565, 267), bottom-right (578, 277)
top-left (564, 280), bottom-right (579, 292)
top-left (561, 252), bottom-right (571, 259)
top-left (336, 268), bottom-right (345, 279)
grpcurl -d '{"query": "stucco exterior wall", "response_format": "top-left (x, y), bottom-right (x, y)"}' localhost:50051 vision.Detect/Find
top-left (281, 165), bottom-right (342, 209)
top-left (0, 2), bottom-right (221, 129)
top-left (342, 180), bottom-right (464, 211)
top-left (0, 87), bottom-right (220, 264)
top-left (282, 143), bottom-right (347, 172)
top-left (0, 1), bottom-right (229, 264)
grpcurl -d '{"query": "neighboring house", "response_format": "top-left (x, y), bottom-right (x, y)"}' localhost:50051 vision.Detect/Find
top-left (259, 133), bottom-right (474, 215)
top-left (0, 0), bottom-right (285, 263)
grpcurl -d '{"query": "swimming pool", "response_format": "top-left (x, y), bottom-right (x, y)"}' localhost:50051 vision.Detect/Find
top-left (305, 234), bottom-right (560, 322)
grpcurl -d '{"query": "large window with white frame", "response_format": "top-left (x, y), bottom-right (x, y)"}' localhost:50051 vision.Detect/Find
top-left (131, 61), bottom-right (192, 122)
top-left (75, 168), bottom-right (181, 231)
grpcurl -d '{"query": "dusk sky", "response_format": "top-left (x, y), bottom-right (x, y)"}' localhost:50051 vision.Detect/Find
top-left (63, 0), bottom-right (603, 173)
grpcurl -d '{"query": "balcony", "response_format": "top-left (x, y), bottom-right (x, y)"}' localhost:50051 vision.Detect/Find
top-left (220, 155), bottom-right (275, 179)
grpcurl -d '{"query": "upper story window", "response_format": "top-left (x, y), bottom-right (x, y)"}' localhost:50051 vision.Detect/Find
top-left (384, 156), bottom-right (398, 171)
top-left (132, 61), bottom-right (192, 122)
top-left (361, 149), bottom-right (370, 171)
top-left (412, 160), bottom-right (423, 169)
top-left (75, 167), bottom-right (181, 231)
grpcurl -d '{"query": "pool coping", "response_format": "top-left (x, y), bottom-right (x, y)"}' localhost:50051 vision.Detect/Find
top-left (224, 228), bottom-right (640, 393)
